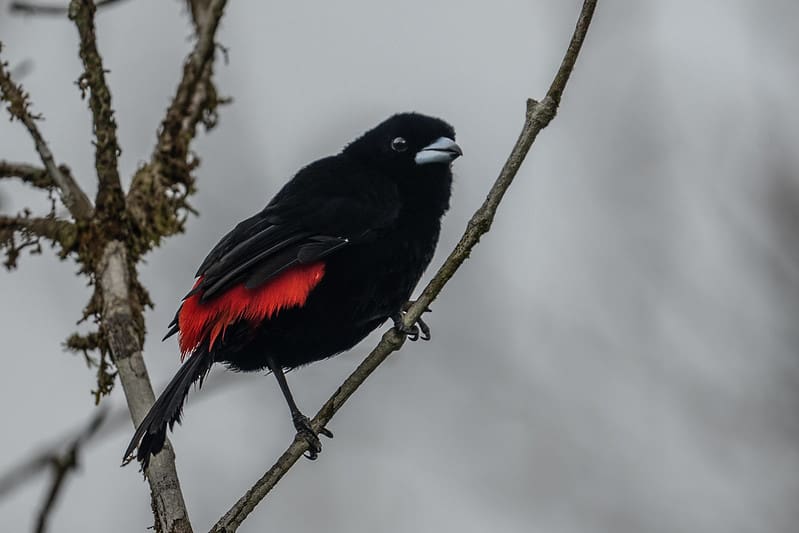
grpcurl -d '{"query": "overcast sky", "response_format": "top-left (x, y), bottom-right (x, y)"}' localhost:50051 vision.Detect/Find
top-left (1, 1), bottom-right (798, 532)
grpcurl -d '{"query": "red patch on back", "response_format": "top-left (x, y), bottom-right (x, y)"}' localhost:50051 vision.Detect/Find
top-left (177, 262), bottom-right (325, 358)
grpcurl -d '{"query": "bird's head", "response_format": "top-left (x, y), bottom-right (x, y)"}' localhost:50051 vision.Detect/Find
top-left (343, 113), bottom-right (462, 178)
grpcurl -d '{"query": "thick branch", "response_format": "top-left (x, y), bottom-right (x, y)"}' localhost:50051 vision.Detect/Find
top-left (0, 45), bottom-right (93, 219)
top-left (68, 0), bottom-right (124, 218)
top-left (98, 241), bottom-right (192, 533)
top-left (210, 1), bottom-right (598, 531)
top-left (99, 3), bottom-right (226, 530)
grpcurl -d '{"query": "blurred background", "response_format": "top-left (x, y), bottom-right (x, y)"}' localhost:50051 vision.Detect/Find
top-left (1, 0), bottom-right (798, 531)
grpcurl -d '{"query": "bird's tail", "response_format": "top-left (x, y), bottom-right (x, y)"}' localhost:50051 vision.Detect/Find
top-left (122, 344), bottom-right (214, 470)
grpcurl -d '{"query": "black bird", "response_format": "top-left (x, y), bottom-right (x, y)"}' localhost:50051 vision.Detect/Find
top-left (123, 112), bottom-right (462, 469)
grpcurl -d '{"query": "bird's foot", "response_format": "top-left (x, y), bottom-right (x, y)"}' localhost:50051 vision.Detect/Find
top-left (292, 412), bottom-right (333, 460)
top-left (392, 304), bottom-right (432, 341)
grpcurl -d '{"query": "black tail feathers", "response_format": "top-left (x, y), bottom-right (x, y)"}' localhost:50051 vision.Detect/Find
top-left (122, 345), bottom-right (214, 471)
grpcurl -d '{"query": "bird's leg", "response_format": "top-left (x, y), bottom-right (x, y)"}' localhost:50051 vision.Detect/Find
top-left (267, 358), bottom-right (333, 460)
top-left (392, 301), bottom-right (432, 341)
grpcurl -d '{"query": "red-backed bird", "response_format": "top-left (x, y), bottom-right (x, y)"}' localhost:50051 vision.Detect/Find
top-left (123, 113), bottom-right (461, 469)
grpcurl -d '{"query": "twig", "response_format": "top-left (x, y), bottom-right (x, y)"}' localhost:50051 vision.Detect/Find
top-left (10, 0), bottom-right (128, 16)
top-left (209, 1), bottom-right (598, 531)
top-left (0, 410), bottom-right (119, 500)
top-left (405, 0), bottom-right (597, 322)
top-left (0, 160), bottom-right (53, 189)
top-left (32, 408), bottom-right (107, 533)
top-left (0, 44), bottom-right (93, 220)
top-left (68, 0), bottom-right (124, 218)
top-left (0, 372), bottom-right (238, 499)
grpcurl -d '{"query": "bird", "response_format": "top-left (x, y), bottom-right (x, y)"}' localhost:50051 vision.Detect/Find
top-left (123, 112), bottom-right (462, 470)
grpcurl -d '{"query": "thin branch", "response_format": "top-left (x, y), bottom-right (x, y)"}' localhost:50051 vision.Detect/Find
top-left (0, 372), bottom-right (239, 499)
top-left (68, 0), bottom-right (124, 218)
top-left (10, 0), bottom-right (127, 15)
top-left (0, 410), bottom-right (117, 500)
top-left (126, 0), bottom-right (227, 248)
top-left (210, 1), bottom-right (598, 531)
top-left (158, 0), bottom-right (226, 153)
top-left (0, 160), bottom-right (53, 189)
top-left (32, 408), bottom-right (107, 533)
top-left (0, 45), bottom-right (93, 220)
top-left (185, 0), bottom-right (213, 32)
top-left (405, 0), bottom-right (597, 323)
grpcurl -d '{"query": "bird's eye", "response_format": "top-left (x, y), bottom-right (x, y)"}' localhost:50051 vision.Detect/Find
top-left (391, 137), bottom-right (408, 152)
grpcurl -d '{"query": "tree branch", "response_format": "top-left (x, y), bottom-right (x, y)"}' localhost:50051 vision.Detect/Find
top-left (9, 0), bottom-right (128, 16)
top-left (0, 160), bottom-right (54, 189)
top-left (126, 0), bottom-right (228, 250)
top-left (158, 0), bottom-right (226, 150)
top-left (0, 214), bottom-right (77, 268)
top-left (405, 0), bottom-right (597, 323)
top-left (32, 408), bottom-right (107, 533)
top-left (98, 241), bottom-right (192, 533)
top-left (210, 1), bottom-right (598, 531)
top-left (92, 4), bottom-right (227, 531)
top-left (1, 1), bottom-right (229, 531)
top-left (68, 0), bottom-right (124, 219)
top-left (184, 0), bottom-right (213, 32)
top-left (0, 372), bottom-right (240, 499)
top-left (0, 45), bottom-right (94, 220)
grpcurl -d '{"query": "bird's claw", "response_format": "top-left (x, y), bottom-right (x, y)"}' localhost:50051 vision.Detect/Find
top-left (292, 413), bottom-right (333, 460)
top-left (392, 307), bottom-right (432, 341)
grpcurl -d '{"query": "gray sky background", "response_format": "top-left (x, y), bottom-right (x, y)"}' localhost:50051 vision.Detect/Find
top-left (1, 1), bottom-right (798, 531)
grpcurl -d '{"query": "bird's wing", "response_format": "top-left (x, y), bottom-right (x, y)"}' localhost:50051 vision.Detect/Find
top-left (164, 157), bottom-right (399, 339)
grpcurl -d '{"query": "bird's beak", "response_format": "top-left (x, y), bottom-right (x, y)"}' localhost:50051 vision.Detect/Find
top-left (415, 137), bottom-right (463, 165)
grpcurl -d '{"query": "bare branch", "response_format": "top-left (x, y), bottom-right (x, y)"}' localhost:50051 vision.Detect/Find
top-left (0, 160), bottom-right (53, 189)
top-left (9, 0), bottom-right (128, 16)
top-left (68, 0), bottom-right (124, 218)
top-left (406, 0), bottom-right (597, 323)
top-left (0, 45), bottom-right (93, 220)
top-left (0, 372), bottom-right (241, 499)
top-left (0, 410), bottom-right (115, 500)
top-left (210, 1), bottom-right (598, 531)
top-left (32, 408), bottom-right (107, 533)
top-left (98, 241), bottom-right (193, 533)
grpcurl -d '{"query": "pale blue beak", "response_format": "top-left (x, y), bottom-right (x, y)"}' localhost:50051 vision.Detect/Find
top-left (415, 137), bottom-right (462, 165)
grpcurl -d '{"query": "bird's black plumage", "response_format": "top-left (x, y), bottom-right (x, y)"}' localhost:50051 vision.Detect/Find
top-left (124, 112), bottom-right (461, 469)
